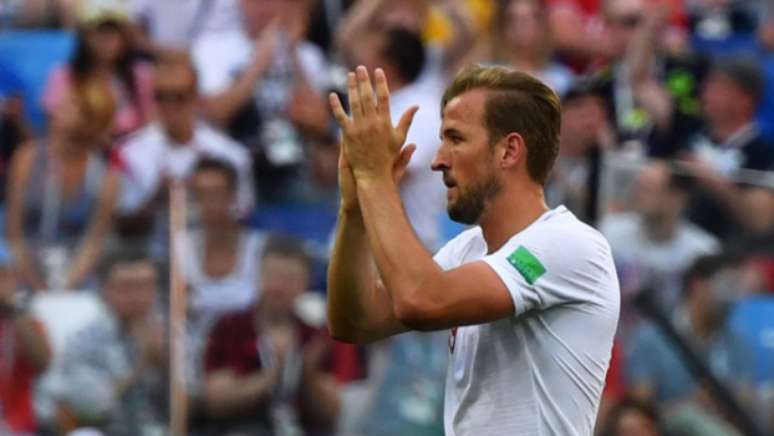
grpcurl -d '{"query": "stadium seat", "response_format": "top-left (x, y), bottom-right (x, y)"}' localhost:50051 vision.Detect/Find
top-left (0, 31), bottom-right (74, 132)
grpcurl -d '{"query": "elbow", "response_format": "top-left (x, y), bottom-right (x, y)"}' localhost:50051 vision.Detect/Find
top-left (327, 320), bottom-right (373, 345)
top-left (393, 294), bottom-right (435, 332)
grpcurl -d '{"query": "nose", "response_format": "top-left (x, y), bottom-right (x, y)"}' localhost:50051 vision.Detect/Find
top-left (431, 141), bottom-right (450, 172)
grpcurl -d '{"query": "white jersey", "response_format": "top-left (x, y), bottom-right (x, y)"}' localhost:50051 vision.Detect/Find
top-left (433, 206), bottom-right (620, 436)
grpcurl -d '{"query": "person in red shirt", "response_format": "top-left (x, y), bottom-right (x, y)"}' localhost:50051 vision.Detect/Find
top-left (202, 236), bottom-right (344, 436)
top-left (0, 261), bottom-right (51, 434)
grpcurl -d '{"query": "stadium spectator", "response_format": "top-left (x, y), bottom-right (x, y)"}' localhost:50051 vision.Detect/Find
top-left (547, 79), bottom-right (614, 223)
top-left (0, 61), bottom-right (28, 205)
top-left (625, 255), bottom-right (755, 421)
top-left (683, 58), bottom-right (774, 240)
top-left (340, 26), bottom-right (445, 250)
top-left (193, 0), bottom-right (330, 203)
top-left (177, 158), bottom-right (267, 324)
top-left (51, 247), bottom-right (167, 435)
top-left (202, 236), bottom-right (340, 435)
top-left (6, 90), bottom-right (119, 291)
top-left (590, 0), bottom-right (707, 158)
top-left (494, 0), bottom-right (575, 97)
top-left (116, 54), bottom-right (254, 227)
top-left (42, 1), bottom-right (154, 140)
top-left (336, 0), bottom-right (474, 89)
top-left (599, 396), bottom-right (664, 436)
top-left (0, 259), bottom-right (51, 434)
top-left (601, 162), bottom-right (718, 314)
top-left (689, 57), bottom-right (774, 174)
top-left (130, 0), bottom-right (243, 52)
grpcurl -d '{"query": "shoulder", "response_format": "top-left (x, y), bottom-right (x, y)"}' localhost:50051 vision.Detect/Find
top-left (196, 123), bottom-right (250, 163)
top-left (119, 124), bottom-right (165, 159)
top-left (433, 226), bottom-right (483, 269)
top-left (677, 221), bottom-right (719, 252)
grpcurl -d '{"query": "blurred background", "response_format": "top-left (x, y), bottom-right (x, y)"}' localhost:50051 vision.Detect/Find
top-left (0, 0), bottom-right (772, 435)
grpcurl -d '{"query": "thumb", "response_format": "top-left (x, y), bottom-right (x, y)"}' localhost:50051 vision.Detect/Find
top-left (395, 106), bottom-right (419, 144)
top-left (393, 144), bottom-right (417, 184)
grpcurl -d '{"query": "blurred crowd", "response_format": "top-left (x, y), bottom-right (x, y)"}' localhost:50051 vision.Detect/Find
top-left (0, 0), bottom-right (773, 435)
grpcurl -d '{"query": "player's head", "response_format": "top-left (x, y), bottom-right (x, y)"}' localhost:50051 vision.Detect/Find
top-left (432, 65), bottom-right (561, 224)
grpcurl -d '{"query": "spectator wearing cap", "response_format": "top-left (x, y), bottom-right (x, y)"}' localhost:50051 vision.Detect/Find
top-left (115, 53), bottom-right (254, 228)
top-left (689, 57), bottom-right (774, 174)
top-left (42, 0), bottom-right (154, 140)
top-left (48, 247), bottom-right (167, 436)
top-left (0, 254), bottom-right (51, 434)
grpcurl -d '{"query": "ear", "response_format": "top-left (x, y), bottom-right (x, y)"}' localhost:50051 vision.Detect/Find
top-left (499, 132), bottom-right (526, 170)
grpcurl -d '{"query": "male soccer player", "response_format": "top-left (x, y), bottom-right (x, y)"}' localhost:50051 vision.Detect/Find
top-left (327, 65), bottom-right (620, 435)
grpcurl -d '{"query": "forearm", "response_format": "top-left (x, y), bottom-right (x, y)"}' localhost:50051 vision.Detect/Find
top-left (7, 237), bottom-right (44, 290)
top-left (300, 369), bottom-right (340, 428)
top-left (202, 62), bottom-right (267, 127)
top-left (327, 209), bottom-right (400, 342)
top-left (204, 371), bottom-right (276, 418)
top-left (356, 177), bottom-right (442, 324)
top-left (13, 315), bottom-right (51, 372)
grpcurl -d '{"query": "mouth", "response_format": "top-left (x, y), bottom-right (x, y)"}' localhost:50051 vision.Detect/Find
top-left (443, 175), bottom-right (457, 189)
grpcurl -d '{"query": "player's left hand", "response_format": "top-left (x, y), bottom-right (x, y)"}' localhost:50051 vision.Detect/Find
top-left (329, 66), bottom-right (418, 183)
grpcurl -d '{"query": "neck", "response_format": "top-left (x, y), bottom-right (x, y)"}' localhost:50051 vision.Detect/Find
top-left (164, 122), bottom-right (195, 145)
top-left (255, 301), bottom-right (293, 325)
top-left (51, 134), bottom-right (89, 160)
top-left (643, 216), bottom-right (676, 242)
top-left (204, 222), bottom-right (240, 243)
top-left (688, 304), bottom-right (716, 341)
top-left (479, 182), bottom-right (549, 253)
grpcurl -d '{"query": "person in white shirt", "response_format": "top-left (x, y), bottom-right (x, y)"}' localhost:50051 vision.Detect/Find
top-left (600, 162), bottom-right (718, 320)
top-left (130, 0), bottom-right (242, 51)
top-left (177, 158), bottom-right (267, 322)
top-left (327, 65), bottom-right (620, 435)
top-left (191, 0), bottom-right (331, 200)
top-left (116, 54), bottom-right (254, 217)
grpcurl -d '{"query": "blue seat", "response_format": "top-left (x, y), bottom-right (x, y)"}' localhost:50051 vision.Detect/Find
top-left (0, 31), bottom-right (75, 132)
top-left (728, 296), bottom-right (774, 385)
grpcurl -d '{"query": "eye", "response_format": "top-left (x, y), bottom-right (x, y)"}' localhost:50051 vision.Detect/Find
top-left (450, 135), bottom-right (463, 144)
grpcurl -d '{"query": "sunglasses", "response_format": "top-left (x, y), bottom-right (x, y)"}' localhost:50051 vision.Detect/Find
top-left (153, 89), bottom-right (195, 104)
top-left (611, 14), bottom-right (644, 28)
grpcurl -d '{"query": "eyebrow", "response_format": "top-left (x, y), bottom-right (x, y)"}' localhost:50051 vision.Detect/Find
top-left (441, 128), bottom-right (464, 140)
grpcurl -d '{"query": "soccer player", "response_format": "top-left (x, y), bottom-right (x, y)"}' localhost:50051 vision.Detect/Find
top-left (327, 65), bottom-right (620, 435)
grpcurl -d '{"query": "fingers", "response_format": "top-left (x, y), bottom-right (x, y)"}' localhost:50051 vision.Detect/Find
top-left (396, 106), bottom-right (419, 143)
top-left (347, 72), bottom-right (362, 121)
top-left (374, 68), bottom-right (391, 116)
top-left (329, 92), bottom-right (351, 129)
top-left (356, 66), bottom-right (377, 117)
top-left (394, 144), bottom-right (417, 184)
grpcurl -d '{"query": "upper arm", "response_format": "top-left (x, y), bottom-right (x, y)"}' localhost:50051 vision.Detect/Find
top-left (395, 261), bottom-right (515, 331)
top-left (6, 143), bottom-right (35, 239)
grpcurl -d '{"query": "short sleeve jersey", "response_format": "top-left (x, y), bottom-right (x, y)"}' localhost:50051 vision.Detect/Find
top-left (434, 206), bottom-right (620, 436)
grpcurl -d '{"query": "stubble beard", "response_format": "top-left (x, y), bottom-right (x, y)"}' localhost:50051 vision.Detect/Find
top-left (447, 173), bottom-right (502, 225)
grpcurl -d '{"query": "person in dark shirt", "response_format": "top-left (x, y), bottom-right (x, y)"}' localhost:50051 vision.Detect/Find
top-left (202, 236), bottom-right (341, 436)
